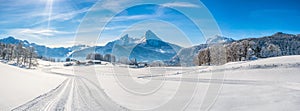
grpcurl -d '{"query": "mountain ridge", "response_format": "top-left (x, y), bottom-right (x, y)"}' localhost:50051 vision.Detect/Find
top-left (70, 30), bottom-right (182, 62)
top-left (1, 32), bottom-right (299, 63)
top-left (0, 37), bottom-right (89, 58)
top-left (206, 35), bottom-right (235, 44)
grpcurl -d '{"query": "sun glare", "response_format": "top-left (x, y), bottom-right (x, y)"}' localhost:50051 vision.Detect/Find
top-left (45, 0), bottom-right (54, 29)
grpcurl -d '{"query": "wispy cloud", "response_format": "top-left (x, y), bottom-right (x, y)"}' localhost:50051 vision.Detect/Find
top-left (104, 26), bottom-right (128, 30)
top-left (0, 0), bottom-right (204, 48)
top-left (111, 6), bottom-right (167, 22)
top-left (0, 0), bottom-right (96, 47)
top-left (7, 28), bottom-right (73, 38)
top-left (31, 8), bottom-right (90, 26)
top-left (162, 2), bottom-right (201, 8)
top-left (95, 0), bottom-right (131, 12)
top-left (112, 14), bottom-right (156, 21)
top-left (3, 28), bottom-right (77, 48)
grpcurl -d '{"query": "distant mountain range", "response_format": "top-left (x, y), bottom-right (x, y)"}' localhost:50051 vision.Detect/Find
top-left (0, 37), bottom-right (88, 58)
top-left (1, 31), bottom-right (299, 65)
top-left (71, 30), bottom-right (182, 62)
top-left (0, 30), bottom-right (183, 62)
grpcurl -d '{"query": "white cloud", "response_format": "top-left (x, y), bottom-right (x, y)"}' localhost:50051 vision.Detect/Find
top-left (0, 0), bottom-right (49, 7)
top-left (0, 0), bottom-right (95, 48)
top-left (7, 28), bottom-right (73, 39)
top-left (51, 8), bottom-right (89, 21)
top-left (104, 26), bottom-right (128, 30)
top-left (162, 2), bottom-right (201, 8)
top-left (112, 14), bottom-right (155, 21)
top-left (4, 28), bottom-right (77, 48)
top-left (110, 6), bottom-right (167, 22)
top-left (31, 8), bottom-right (90, 26)
top-left (96, 0), bottom-right (131, 12)
top-left (46, 40), bottom-right (77, 48)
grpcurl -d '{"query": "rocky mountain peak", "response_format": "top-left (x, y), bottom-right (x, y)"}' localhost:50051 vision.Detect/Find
top-left (120, 34), bottom-right (129, 40)
top-left (145, 30), bottom-right (161, 41)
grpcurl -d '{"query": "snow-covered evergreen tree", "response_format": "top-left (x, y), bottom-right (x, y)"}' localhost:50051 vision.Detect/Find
top-left (261, 43), bottom-right (281, 58)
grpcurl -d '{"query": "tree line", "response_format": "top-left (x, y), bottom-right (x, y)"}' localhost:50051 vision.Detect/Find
top-left (196, 32), bottom-right (300, 66)
top-left (0, 42), bottom-right (38, 68)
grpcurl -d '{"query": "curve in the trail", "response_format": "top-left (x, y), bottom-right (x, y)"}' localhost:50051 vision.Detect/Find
top-left (12, 66), bottom-right (127, 111)
top-left (12, 78), bottom-right (72, 111)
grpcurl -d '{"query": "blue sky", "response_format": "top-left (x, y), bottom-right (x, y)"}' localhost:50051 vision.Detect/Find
top-left (0, 0), bottom-right (299, 47)
top-left (201, 0), bottom-right (300, 39)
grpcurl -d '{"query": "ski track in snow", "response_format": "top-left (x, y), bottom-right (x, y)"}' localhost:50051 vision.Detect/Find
top-left (12, 67), bottom-right (127, 111)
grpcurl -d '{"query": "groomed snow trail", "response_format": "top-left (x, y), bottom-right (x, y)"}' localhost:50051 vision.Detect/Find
top-left (12, 67), bottom-right (127, 111)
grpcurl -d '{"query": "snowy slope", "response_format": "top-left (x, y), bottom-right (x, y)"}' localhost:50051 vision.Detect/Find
top-left (175, 56), bottom-right (300, 110)
top-left (0, 62), bottom-right (66, 110)
top-left (208, 56), bottom-right (300, 111)
top-left (96, 55), bottom-right (300, 110)
top-left (4, 55), bottom-right (300, 111)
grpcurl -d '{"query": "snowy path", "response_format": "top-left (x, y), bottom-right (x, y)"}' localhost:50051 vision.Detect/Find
top-left (12, 66), bottom-right (127, 111)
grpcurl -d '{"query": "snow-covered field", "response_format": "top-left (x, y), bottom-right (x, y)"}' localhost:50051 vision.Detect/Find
top-left (0, 60), bottom-right (66, 110)
top-left (95, 55), bottom-right (300, 111)
top-left (1, 55), bottom-right (300, 111)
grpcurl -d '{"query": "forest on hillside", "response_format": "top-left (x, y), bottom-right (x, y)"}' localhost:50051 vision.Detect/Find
top-left (196, 32), bottom-right (300, 66)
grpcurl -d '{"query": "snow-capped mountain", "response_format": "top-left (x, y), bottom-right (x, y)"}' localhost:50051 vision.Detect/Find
top-left (114, 34), bottom-right (140, 46)
top-left (139, 30), bottom-right (162, 43)
top-left (126, 31), bottom-right (181, 62)
top-left (2, 32), bottom-right (299, 64)
top-left (0, 36), bottom-right (30, 46)
top-left (70, 30), bottom-right (182, 62)
top-left (66, 45), bottom-right (91, 57)
top-left (69, 34), bottom-right (140, 59)
top-left (206, 35), bottom-right (235, 44)
top-left (0, 37), bottom-right (89, 58)
top-left (170, 44), bottom-right (208, 66)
